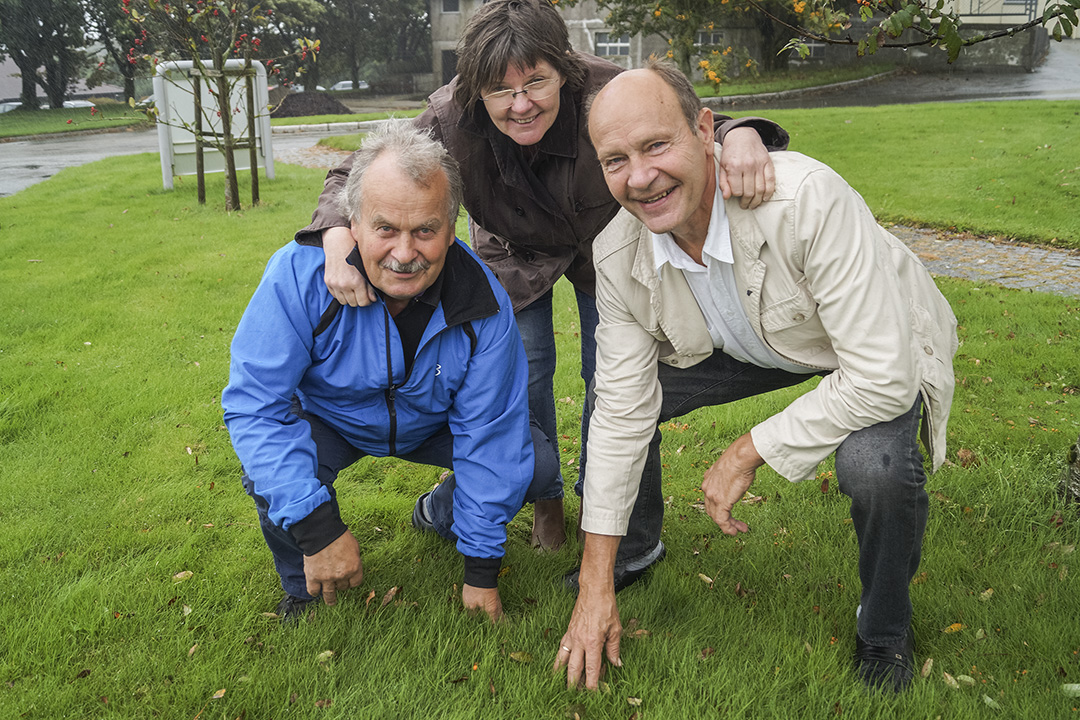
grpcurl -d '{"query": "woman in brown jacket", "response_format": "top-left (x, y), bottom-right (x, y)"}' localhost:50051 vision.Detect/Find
top-left (294, 0), bottom-right (789, 551)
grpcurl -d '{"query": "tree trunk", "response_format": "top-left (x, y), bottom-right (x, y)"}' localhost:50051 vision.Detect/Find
top-left (214, 66), bottom-right (240, 211)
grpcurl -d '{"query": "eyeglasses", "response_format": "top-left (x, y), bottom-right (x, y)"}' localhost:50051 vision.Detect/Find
top-left (480, 77), bottom-right (560, 109)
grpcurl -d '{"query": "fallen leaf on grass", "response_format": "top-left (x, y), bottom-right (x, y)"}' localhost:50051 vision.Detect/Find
top-left (260, 612), bottom-right (279, 619)
top-left (942, 623), bottom-right (964, 634)
top-left (316, 650), bottom-right (335, 664)
top-left (982, 694), bottom-right (1002, 710)
top-left (976, 628), bottom-right (986, 640)
top-left (957, 674), bottom-right (976, 686)
top-left (1063, 684), bottom-right (1080, 697)
top-left (921, 658), bottom-right (933, 677)
top-left (381, 586), bottom-right (400, 607)
top-left (365, 590), bottom-right (376, 608)
top-left (741, 494), bottom-right (765, 505)
top-left (803, 642), bottom-right (812, 655)
top-left (172, 570), bottom-right (193, 583)
top-left (820, 477), bottom-right (829, 493)
top-left (957, 448), bottom-right (979, 468)
top-left (734, 582), bottom-right (756, 598)
top-left (183, 605), bottom-right (192, 616)
top-left (627, 697), bottom-right (642, 706)
top-left (700, 647), bottom-right (715, 660)
top-left (943, 672), bottom-right (959, 690)
top-left (212, 688), bottom-right (226, 699)
top-left (698, 573), bottom-right (714, 586)
top-left (626, 628), bottom-right (652, 639)
top-left (314, 699), bottom-right (332, 708)
top-left (979, 588), bottom-right (994, 602)
top-left (75, 669), bottom-right (91, 680)
top-left (489, 680), bottom-right (497, 696)
top-left (448, 675), bottom-right (468, 684)
top-left (188, 644), bottom-right (198, 657)
top-left (509, 651), bottom-right (532, 664)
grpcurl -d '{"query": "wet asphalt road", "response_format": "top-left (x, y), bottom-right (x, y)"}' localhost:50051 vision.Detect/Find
top-left (1, 39), bottom-right (1078, 198)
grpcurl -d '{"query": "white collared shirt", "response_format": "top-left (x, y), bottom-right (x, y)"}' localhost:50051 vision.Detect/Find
top-left (651, 167), bottom-right (815, 374)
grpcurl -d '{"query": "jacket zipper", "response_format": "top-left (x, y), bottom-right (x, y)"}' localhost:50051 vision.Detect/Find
top-left (383, 309), bottom-right (398, 456)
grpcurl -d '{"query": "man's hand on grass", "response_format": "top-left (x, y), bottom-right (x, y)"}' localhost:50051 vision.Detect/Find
top-left (462, 584), bottom-right (504, 622)
top-left (701, 432), bottom-right (763, 536)
top-left (303, 530), bottom-right (364, 605)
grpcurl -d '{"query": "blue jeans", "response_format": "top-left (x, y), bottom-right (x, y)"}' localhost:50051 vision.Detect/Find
top-left (243, 403), bottom-right (561, 600)
top-left (605, 350), bottom-right (927, 646)
top-left (515, 287), bottom-right (598, 489)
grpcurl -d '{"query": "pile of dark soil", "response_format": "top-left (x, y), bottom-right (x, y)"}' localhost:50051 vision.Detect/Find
top-left (271, 92), bottom-right (352, 118)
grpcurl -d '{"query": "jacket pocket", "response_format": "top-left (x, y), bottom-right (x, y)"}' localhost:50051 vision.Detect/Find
top-left (760, 278), bottom-right (830, 358)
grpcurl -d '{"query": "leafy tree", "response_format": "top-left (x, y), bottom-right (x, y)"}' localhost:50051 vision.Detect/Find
top-left (0, 0), bottom-right (86, 108)
top-left (771, 0), bottom-right (1077, 62)
top-left (132, 0), bottom-right (315, 210)
top-left (83, 0), bottom-right (157, 101)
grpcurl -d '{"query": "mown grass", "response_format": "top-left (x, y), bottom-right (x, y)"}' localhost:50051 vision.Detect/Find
top-left (1, 138), bottom-right (1078, 717)
top-left (765, 100), bottom-right (1080, 248)
top-left (0, 102), bottom-right (152, 139)
top-left (695, 62), bottom-right (896, 97)
top-left (269, 109), bottom-right (425, 127)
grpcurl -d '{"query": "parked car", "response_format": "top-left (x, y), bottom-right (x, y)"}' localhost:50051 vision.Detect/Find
top-left (63, 99), bottom-right (96, 108)
top-left (0, 101), bottom-right (22, 114)
top-left (290, 83), bottom-right (326, 93)
top-left (329, 80), bottom-right (369, 91)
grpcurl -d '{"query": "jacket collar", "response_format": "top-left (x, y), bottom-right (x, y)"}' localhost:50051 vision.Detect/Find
top-left (346, 240), bottom-right (500, 328)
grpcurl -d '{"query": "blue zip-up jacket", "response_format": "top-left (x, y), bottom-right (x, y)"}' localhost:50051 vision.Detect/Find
top-left (223, 239), bottom-right (533, 567)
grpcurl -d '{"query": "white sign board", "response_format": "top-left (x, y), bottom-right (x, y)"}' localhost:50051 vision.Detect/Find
top-left (153, 59), bottom-right (275, 190)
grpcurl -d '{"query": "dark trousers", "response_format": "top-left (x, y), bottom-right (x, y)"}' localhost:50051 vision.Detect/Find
top-left (244, 404), bottom-right (561, 600)
top-left (605, 350), bottom-right (927, 647)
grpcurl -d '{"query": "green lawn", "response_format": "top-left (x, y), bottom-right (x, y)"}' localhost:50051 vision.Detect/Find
top-left (1, 107), bottom-right (1078, 718)
top-left (0, 103), bottom-right (152, 139)
top-left (695, 62), bottom-right (896, 97)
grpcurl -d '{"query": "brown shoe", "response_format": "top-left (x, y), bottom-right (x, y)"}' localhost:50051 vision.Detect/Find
top-left (531, 498), bottom-right (566, 551)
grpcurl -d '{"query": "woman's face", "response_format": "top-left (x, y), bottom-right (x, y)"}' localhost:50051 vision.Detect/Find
top-left (481, 60), bottom-right (565, 147)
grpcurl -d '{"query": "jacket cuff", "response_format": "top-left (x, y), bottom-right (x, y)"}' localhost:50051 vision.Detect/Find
top-left (290, 502), bottom-right (349, 555)
top-left (462, 556), bottom-right (501, 589)
top-left (719, 116), bottom-right (790, 152)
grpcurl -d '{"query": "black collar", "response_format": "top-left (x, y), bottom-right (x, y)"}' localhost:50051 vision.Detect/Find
top-left (345, 241), bottom-right (499, 327)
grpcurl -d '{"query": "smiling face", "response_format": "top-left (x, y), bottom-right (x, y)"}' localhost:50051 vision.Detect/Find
top-left (482, 60), bottom-right (565, 147)
top-left (349, 153), bottom-right (455, 315)
top-left (588, 70), bottom-right (716, 249)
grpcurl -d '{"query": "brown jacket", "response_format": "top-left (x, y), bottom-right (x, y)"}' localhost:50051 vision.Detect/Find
top-left (296, 53), bottom-right (789, 311)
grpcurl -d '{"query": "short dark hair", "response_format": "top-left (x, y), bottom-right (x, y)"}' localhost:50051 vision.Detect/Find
top-left (642, 57), bottom-right (702, 130)
top-left (452, 0), bottom-right (587, 111)
top-left (339, 121), bottom-right (464, 225)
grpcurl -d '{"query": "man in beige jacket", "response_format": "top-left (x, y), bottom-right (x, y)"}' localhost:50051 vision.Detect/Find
top-left (554, 60), bottom-right (957, 693)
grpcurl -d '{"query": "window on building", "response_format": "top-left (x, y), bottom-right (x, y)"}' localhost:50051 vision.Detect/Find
top-left (696, 30), bottom-right (724, 47)
top-left (790, 40), bottom-right (826, 60)
top-left (595, 32), bottom-right (631, 56)
top-left (442, 0), bottom-right (459, 13)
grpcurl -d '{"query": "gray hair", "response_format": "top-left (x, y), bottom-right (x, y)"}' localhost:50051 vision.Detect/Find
top-left (338, 121), bottom-right (464, 225)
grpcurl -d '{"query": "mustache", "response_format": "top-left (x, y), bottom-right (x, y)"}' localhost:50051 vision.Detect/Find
top-left (380, 257), bottom-right (431, 274)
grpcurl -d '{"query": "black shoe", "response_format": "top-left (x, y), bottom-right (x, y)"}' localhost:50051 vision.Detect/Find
top-left (563, 542), bottom-right (666, 593)
top-left (412, 491), bottom-right (435, 532)
top-left (275, 593), bottom-right (317, 625)
top-left (854, 627), bottom-right (916, 693)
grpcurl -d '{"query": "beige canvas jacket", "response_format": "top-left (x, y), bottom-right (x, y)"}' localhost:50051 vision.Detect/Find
top-left (582, 149), bottom-right (958, 536)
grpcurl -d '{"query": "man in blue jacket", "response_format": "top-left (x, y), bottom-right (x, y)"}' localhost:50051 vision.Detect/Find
top-left (223, 122), bottom-right (559, 623)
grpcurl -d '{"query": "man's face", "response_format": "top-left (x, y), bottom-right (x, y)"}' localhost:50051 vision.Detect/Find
top-left (349, 154), bottom-right (455, 313)
top-left (588, 70), bottom-right (715, 246)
